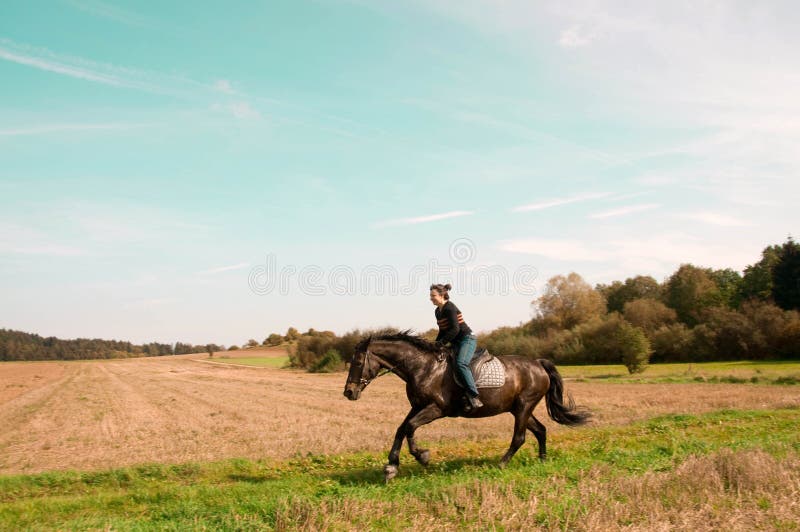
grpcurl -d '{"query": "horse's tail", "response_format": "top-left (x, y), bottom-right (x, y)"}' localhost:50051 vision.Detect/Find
top-left (539, 359), bottom-right (591, 426)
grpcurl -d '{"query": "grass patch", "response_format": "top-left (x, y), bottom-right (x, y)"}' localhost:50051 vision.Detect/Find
top-left (559, 360), bottom-right (800, 385)
top-left (1, 407), bottom-right (799, 530)
top-left (211, 356), bottom-right (290, 369)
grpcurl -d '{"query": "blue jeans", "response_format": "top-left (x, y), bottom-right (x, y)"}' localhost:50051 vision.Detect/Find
top-left (455, 334), bottom-right (479, 397)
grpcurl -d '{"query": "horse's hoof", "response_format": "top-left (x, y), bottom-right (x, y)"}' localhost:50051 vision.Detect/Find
top-left (498, 461), bottom-right (508, 470)
top-left (539, 454), bottom-right (547, 462)
top-left (383, 464), bottom-right (399, 482)
top-left (415, 449), bottom-right (430, 466)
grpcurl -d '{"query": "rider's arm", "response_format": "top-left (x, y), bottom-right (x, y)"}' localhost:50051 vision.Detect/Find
top-left (436, 303), bottom-right (461, 345)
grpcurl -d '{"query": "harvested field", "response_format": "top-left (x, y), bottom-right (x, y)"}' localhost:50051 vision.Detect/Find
top-left (1, 354), bottom-right (799, 475)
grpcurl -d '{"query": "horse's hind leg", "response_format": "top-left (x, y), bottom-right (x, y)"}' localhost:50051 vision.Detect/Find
top-left (527, 415), bottom-right (547, 460)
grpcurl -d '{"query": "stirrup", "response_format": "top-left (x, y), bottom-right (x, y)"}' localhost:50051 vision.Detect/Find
top-left (463, 394), bottom-right (482, 412)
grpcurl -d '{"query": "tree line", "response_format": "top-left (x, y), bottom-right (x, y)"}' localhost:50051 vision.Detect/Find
top-left (270, 237), bottom-right (799, 373)
top-left (481, 237), bottom-right (799, 372)
top-left (0, 329), bottom-right (223, 361)
top-left (4, 237), bottom-right (797, 367)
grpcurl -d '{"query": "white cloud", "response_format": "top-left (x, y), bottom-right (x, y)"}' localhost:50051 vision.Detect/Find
top-left (588, 204), bottom-right (659, 219)
top-left (212, 101), bottom-right (261, 120)
top-left (677, 212), bottom-right (752, 227)
top-left (0, 123), bottom-right (154, 136)
top-left (372, 210), bottom-right (475, 228)
top-left (499, 237), bottom-right (605, 262)
top-left (198, 262), bottom-right (251, 275)
top-left (512, 192), bottom-right (610, 212)
top-left (63, 0), bottom-right (155, 28)
top-left (229, 102), bottom-right (260, 119)
top-left (0, 43), bottom-right (129, 87)
top-left (0, 222), bottom-right (86, 256)
top-left (499, 232), bottom-right (758, 277)
top-left (559, 25), bottom-right (594, 48)
top-left (0, 38), bottom-right (205, 96)
top-left (213, 79), bottom-right (235, 94)
top-left (410, 1), bottom-right (800, 226)
top-left (122, 297), bottom-right (177, 310)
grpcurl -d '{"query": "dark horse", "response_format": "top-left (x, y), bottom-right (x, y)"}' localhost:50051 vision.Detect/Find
top-left (343, 332), bottom-right (590, 481)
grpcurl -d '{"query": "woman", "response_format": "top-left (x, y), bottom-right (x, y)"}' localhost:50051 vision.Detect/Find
top-left (429, 283), bottom-right (483, 411)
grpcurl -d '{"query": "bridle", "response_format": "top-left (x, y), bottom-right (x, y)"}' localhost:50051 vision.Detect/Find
top-left (357, 348), bottom-right (398, 387)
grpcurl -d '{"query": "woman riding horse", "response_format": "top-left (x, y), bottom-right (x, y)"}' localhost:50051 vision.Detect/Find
top-left (429, 283), bottom-right (482, 411)
top-left (344, 331), bottom-right (590, 482)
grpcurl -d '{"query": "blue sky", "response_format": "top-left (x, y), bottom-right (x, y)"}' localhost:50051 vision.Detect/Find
top-left (1, 1), bottom-right (798, 346)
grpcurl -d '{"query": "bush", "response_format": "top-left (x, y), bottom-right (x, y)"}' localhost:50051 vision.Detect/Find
top-left (288, 327), bottom-right (400, 370)
top-left (480, 326), bottom-right (550, 358)
top-left (617, 322), bottom-right (651, 374)
top-left (650, 323), bottom-right (693, 362)
top-left (289, 331), bottom-right (337, 368)
top-left (551, 314), bottom-right (650, 367)
top-left (263, 333), bottom-right (283, 347)
top-left (779, 313), bottom-right (800, 358)
top-left (309, 349), bottom-right (344, 373)
top-left (557, 314), bottom-right (626, 365)
top-left (689, 323), bottom-right (717, 361)
top-left (699, 307), bottom-right (756, 359)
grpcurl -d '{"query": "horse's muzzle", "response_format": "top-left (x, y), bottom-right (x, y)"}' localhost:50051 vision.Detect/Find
top-left (343, 383), bottom-right (361, 401)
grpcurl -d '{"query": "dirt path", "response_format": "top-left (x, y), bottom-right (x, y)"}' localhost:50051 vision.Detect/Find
top-left (0, 357), bottom-right (798, 474)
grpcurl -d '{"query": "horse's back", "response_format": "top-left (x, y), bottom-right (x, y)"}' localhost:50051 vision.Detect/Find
top-left (489, 355), bottom-right (550, 395)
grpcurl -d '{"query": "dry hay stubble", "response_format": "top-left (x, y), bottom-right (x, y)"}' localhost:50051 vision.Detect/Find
top-left (0, 355), bottom-right (798, 474)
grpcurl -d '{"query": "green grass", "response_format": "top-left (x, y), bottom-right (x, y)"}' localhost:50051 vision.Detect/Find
top-left (2, 407), bottom-right (799, 530)
top-left (558, 360), bottom-right (800, 384)
top-left (212, 356), bottom-right (290, 368)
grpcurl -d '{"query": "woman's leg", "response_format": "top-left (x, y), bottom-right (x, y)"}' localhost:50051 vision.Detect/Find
top-left (455, 334), bottom-right (479, 397)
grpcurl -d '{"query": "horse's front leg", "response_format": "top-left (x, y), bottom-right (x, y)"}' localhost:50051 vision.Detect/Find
top-left (385, 408), bottom-right (419, 481)
top-left (385, 404), bottom-right (443, 482)
top-left (407, 432), bottom-right (430, 466)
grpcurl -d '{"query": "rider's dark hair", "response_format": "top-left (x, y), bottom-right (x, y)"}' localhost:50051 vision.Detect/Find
top-left (429, 283), bottom-right (452, 300)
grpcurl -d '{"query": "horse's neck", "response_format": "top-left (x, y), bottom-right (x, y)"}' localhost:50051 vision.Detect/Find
top-left (372, 341), bottom-right (435, 381)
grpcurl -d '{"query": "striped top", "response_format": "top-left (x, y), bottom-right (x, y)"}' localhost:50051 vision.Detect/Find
top-left (434, 301), bottom-right (472, 345)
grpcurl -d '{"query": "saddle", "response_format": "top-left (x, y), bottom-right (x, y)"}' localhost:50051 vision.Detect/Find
top-left (450, 347), bottom-right (506, 389)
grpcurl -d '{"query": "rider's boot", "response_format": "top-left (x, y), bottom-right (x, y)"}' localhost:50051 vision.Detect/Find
top-left (464, 393), bottom-right (483, 412)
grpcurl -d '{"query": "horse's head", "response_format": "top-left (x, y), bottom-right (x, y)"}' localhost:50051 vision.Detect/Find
top-left (343, 338), bottom-right (382, 401)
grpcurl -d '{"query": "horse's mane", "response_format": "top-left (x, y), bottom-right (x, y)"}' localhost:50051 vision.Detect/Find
top-left (356, 329), bottom-right (444, 354)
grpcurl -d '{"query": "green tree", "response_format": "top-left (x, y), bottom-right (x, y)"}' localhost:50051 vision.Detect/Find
top-left (739, 245), bottom-right (781, 301)
top-left (623, 298), bottom-right (677, 333)
top-left (284, 327), bottom-right (300, 342)
top-left (534, 272), bottom-right (606, 331)
top-left (263, 333), bottom-right (283, 346)
top-left (597, 275), bottom-right (661, 313)
top-left (664, 264), bottom-right (720, 326)
top-left (709, 268), bottom-right (743, 308)
top-left (772, 237), bottom-right (800, 311)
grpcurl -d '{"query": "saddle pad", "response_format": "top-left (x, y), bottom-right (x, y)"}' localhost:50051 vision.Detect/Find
top-left (474, 357), bottom-right (505, 388)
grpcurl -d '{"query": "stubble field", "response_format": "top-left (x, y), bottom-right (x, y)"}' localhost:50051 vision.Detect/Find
top-left (1, 349), bottom-right (799, 475)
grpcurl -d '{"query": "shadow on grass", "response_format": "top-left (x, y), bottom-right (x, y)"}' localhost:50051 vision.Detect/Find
top-left (227, 473), bottom-right (282, 484)
top-left (324, 455), bottom-right (500, 486)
